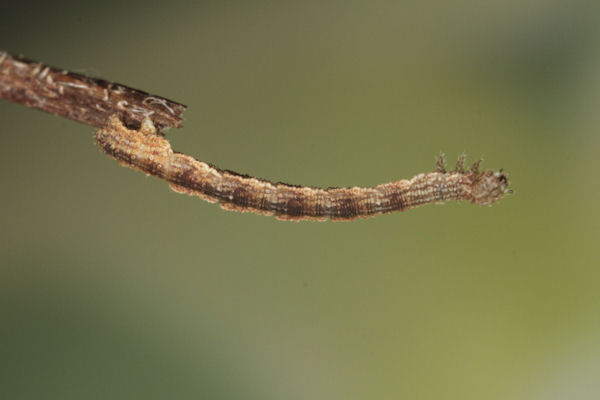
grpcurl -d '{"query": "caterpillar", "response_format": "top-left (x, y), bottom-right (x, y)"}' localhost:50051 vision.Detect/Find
top-left (95, 115), bottom-right (510, 221)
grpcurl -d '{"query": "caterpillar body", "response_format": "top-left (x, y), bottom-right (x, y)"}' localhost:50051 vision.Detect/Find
top-left (95, 115), bottom-right (510, 221)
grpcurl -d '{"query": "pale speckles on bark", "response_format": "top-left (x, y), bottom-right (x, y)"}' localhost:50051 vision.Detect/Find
top-left (0, 51), bottom-right (186, 131)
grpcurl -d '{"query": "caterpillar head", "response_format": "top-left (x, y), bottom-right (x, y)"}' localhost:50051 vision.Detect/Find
top-left (470, 170), bottom-right (510, 206)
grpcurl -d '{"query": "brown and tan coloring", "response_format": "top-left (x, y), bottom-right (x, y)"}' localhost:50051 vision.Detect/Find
top-left (95, 115), bottom-right (511, 221)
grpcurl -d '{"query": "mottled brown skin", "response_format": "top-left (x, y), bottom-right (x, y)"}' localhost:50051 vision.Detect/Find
top-left (96, 115), bottom-right (510, 221)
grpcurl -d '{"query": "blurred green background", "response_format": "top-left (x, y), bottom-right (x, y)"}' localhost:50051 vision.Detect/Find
top-left (1, 1), bottom-right (599, 399)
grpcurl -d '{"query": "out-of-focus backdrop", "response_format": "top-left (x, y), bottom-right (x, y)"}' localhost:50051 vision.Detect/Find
top-left (1, 1), bottom-right (599, 399)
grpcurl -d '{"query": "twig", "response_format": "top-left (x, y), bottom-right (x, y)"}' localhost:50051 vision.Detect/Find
top-left (0, 51), bottom-right (186, 131)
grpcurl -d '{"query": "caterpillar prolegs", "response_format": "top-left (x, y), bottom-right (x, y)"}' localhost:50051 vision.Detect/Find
top-left (95, 115), bottom-right (510, 221)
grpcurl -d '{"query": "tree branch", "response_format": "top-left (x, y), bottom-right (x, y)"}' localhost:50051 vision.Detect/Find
top-left (0, 51), bottom-right (186, 131)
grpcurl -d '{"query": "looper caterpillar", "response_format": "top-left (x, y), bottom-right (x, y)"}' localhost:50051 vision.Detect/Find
top-left (95, 115), bottom-right (510, 221)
